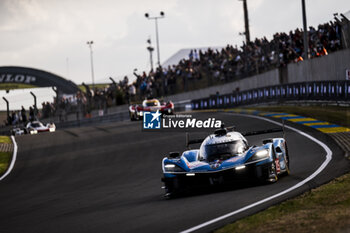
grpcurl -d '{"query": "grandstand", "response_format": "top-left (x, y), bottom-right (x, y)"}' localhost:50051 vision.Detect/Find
top-left (1, 14), bottom-right (349, 126)
top-left (126, 15), bottom-right (350, 103)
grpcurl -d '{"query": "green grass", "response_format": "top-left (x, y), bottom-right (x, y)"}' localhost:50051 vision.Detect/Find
top-left (0, 83), bottom-right (37, 90)
top-left (215, 173), bottom-right (350, 233)
top-left (215, 105), bottom-right (350, 233)
top-left (0, 152), bottom-right (12, 173)
top-left (0, 136), bottom-right (12, 144)
top-left (0, 136), bottom-right (13, 175)
top-left (249, 105), bottom-right (350, 128)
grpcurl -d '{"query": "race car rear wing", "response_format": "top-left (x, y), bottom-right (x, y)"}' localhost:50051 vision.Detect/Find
top-left (186, 120), bottom-right (285, 149)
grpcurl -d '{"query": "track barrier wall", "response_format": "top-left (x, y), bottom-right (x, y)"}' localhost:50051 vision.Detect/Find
top-left (191, 81), bottom-right (350, 110)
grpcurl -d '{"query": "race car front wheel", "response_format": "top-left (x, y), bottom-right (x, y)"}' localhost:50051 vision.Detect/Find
top-left (163, 177), bottom-right (182, 198)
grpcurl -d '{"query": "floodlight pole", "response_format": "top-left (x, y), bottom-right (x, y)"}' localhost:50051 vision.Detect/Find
top-left (301, 0), bottom-right (309, 59)
top-left (145, 12), bottom-right (165, 67)
top-left (242, 0), bottom-right (250, 43)
top-left (87, 41), bottom-right (95, 88)
top-left (155, 18), bottom-right (160, 66)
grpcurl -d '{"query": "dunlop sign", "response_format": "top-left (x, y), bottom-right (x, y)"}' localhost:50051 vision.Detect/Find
top-left (0, 74), bottom-right (37, 84)
top-left (0, 66), bottom-right (80, 94)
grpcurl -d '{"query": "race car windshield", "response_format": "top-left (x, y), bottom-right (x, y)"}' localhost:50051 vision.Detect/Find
top-left (200, 140), bottom-right (246, 162)
top-left (31, 123), bottom-right (43, 127)
top-left (143, 101), bottom-right (159, 107)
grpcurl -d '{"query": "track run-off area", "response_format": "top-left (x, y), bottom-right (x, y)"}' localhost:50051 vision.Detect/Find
top-left (0, 112), bottom-right (348, 233)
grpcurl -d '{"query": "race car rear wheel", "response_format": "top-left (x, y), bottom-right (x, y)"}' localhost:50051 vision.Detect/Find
top-left (135, 110), bottom-right (140, 121)
top-left (267, 162), bottom-right (278, 183)
top-left (129, 112), bottom-right (136, 121)
top-left (266, 146), bottom-right (278, 183)
top-left (283, 142), bottom-right (290, 176)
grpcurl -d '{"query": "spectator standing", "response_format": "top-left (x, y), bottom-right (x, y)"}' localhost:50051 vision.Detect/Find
top-left (21, 106), bottom-right (27, 123)
top-left (129, 83), bottom-right (136, 102)
top-left (29, 107), bottom-right (35, 122)
top-left (11, 111), bottom-right (19, 125)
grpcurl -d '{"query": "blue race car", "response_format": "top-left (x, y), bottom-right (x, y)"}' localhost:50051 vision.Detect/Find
top-left (161, 126), bottom-right (290, 197)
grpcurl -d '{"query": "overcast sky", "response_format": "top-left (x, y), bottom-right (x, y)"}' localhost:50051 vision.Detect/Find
top-left (0, 0), bottom-right (348, 85)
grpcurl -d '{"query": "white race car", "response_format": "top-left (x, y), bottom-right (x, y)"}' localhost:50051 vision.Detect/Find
top-left (11, 126), bottom-right (38, 136)
top-left (26, 121), bottom-right (56, 133)
top-left (11, 127), bottom-right (26, 136)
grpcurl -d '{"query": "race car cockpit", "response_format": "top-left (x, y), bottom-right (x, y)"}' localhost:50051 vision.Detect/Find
top-left (199, 139), bottom-right (248, 162)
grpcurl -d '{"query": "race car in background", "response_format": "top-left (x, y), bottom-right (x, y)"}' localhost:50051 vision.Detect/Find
top-left (10, 127), bottom-right (37, 136)
top-left (161, 125), bottom-right (289, 197)
top-left (129, 98), bottom-right (174, 121)
top-left (26, 121), bottom-right (56, 133)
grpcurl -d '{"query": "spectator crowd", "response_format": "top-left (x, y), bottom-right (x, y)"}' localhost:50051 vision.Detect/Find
top-left (5, 18), bottom-right (344, 124)
top-left (119, 19), bottom-right (344, 102)
top-left (6, 106), bottom-right (38, 126)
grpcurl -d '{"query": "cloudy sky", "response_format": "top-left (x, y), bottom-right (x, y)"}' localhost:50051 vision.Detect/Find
top-left (0, 0), bottom-right (348, 85)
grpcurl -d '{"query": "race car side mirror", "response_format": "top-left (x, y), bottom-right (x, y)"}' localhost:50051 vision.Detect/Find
top-left (168, 152), bottom-right (180, 158)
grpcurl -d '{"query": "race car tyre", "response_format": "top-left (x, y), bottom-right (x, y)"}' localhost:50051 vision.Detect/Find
top-left (129, 112), bottom-right (136, 121)
top-left (283, 142), bottom-right (290, 176)
top-left (285, 142), bottom-right (290, 167)
top-left (135, 110), bottom-right (140, 121)
top-left (164, 178), bottom-right (182, 198)
top-left (266, 146), bottom-right (278, 183)
top-left (267, 161), bottom-right (278, 183)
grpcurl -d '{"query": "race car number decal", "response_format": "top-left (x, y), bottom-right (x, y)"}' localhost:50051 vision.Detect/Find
top-left (275, 158), bottom-right (281, 173)
top-left (188, 161), bottom-right (206, 169)
top-left (226, 157), bottom-right (240, 163)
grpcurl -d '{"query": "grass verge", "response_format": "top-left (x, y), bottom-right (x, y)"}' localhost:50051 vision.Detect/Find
top-left (0, 136), bottom-right (13, 176)
top-left (0, 83), bottom-right (37, 90)
top-left (215, 105), bottom-right (350, 233)
top-left (249, 105), bottom-right (350, 128)
top-left (215, 173), bottom-right (350, 233)
top-left (0, 152), bottom-right (12, 175)
top-left (0, 136), bottom-right (12, 144)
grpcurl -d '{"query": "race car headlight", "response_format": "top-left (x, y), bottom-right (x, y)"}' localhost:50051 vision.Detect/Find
top-left (139, 111), bottom-right (143, 116)
top-left (164, 163), bottom-right (184, 172)
top-left (49, 128), bottom-right (55, 132)
top-left (30, 130), bottom-right (38, 135)
top-left (250, 149), bottom-right (269, 161)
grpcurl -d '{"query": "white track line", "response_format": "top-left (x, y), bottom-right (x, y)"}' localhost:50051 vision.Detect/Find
top-left (180, 113), bottom-right (332, 233)
top-left (0, 136), bottom-right (18, 181)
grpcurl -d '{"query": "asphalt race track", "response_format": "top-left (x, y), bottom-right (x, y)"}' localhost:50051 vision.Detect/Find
top-left (0, 112), bottom-right (349, 233)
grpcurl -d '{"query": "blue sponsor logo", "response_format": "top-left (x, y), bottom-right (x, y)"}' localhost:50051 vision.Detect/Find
top-left (143, 110), bottom-right (161, 129)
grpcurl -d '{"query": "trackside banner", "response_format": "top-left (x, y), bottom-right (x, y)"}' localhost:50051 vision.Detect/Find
top-left (191, 80), bottom-right (350, 110)
top-left (142, 110), bottom-right (222, 131)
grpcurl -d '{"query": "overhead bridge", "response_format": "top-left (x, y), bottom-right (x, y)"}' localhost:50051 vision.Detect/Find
top-left (0, 66), bottom-right (79, 94)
